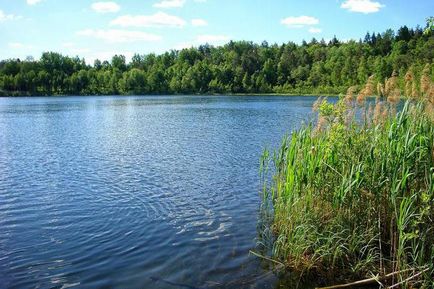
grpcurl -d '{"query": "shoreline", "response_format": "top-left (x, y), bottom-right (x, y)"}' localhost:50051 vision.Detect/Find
top-left (0, 92), bottom-right (340, 98)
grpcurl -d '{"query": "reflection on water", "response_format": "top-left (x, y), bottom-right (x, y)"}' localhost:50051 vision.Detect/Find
top-left (0, 95), bottom-right (319, 289)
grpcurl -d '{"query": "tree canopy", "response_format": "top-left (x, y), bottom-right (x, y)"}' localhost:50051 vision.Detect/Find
top-left (0, 24), bottom-right (433, 96)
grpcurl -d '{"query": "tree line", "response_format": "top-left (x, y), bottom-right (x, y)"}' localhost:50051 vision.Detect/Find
top-left (0, 24), bottom-right (433, 96)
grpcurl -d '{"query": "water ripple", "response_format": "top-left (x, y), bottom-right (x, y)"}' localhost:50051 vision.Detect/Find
top-left (0, 95), bottom-right (318, 289)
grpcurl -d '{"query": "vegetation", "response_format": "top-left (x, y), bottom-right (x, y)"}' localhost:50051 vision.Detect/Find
top-left (0, 24), bottom-right (433, 96)
top-left (260, 65), bottom-right (434, 287)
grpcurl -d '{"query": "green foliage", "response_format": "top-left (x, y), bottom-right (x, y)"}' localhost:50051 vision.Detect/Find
top-left (260, 91), bottom-right (434, 286)
top-left (424, 17), bottom-right (434, 35)
top-left (0, 25), bottom-right (432, 96)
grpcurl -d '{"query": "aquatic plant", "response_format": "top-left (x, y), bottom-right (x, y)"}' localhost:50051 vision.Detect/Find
top-left (260, 66), bottom-right (434, 288)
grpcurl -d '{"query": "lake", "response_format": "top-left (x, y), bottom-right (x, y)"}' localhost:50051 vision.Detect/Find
top-left (0, 95), bottom-right (318, 289)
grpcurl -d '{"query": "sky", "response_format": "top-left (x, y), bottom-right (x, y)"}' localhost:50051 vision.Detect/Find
top-left (0, 0), bottom-right (432, 64)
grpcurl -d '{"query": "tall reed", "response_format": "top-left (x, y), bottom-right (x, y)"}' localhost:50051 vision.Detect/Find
top-left (260, 66), bottom-right (434, 287)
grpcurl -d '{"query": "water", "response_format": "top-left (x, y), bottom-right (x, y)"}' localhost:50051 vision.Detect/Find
top-left (0, 95), bottom-right (318, 289)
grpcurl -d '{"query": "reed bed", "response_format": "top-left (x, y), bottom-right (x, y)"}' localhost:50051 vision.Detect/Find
top-left (260, 65), bottom-right (434, 288)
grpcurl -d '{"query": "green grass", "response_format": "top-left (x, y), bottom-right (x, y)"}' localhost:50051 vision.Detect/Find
top-left (260, 79), bottom-right (434, 287)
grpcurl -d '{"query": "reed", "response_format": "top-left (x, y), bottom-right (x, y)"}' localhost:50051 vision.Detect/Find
top-left (260, 66), bottom-right (434, 287)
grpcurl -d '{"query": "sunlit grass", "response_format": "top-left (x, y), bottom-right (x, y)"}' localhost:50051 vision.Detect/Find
top-left (260, 66), bottom-right (434, 287)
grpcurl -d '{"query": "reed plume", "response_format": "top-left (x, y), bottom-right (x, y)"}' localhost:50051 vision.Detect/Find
top-left (260, 67), bottom-right (434, 288)
top-left (357, 75), bottom-right (375, 105)
top-left (404, 69), bottom-right (415, 98)
top-left (420, 64), bottom-right (431, 96)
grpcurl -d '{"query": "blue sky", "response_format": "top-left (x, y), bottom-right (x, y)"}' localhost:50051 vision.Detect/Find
top-left (0, 0), bottom-right (432, 64)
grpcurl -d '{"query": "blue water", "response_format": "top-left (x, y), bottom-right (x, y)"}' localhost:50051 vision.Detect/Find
top-left (0, 95), bottom-right (317, 289)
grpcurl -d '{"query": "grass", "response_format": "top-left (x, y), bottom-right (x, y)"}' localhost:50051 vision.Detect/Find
top-left (259, 65), bottom-right (434, 288)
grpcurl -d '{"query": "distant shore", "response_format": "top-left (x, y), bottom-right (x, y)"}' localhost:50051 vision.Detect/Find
top-left (0, 92), bottom-right (340, 98)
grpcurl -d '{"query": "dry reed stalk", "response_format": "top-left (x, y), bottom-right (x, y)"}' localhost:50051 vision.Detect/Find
top-left (420, 64), bottom-right (431, 96)
top-left (377, 82), bottom-right (385, 99)
top-left (345, 86), bottom-right (357, 103)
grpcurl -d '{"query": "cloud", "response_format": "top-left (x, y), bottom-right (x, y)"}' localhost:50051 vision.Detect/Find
top-left (27, 0), bottom-right (42, 5)
top-left (281, 16), bottom-right (319, 28)
top-left (110, 12), bottom-right (186, 28)
top-left (76, 29), bottom-right (162, 43)
top-left (91, 2), bottom-right (120, 13)
top-left (341, 0), bottom-right (384, 13)
top-left (191, 18), bottom-right (207, 27)
top-left (308, 27), bottom-right (322, 34)
top-left (0, 10), bottom-right (21, 21)
top-left (153, 0), bottom-right (185, 8)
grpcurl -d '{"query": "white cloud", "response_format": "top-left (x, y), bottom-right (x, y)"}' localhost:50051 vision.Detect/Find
top-left (76, 29), bottom-right (162, 43)
top-left (153, 0), bottom-right (185, 9)
top-left (27, 0), bottom-right (42, 5)
top-left (110, 12), bottom-right (186, 28)
top-left (191, 18), bottom-right (207, 27)
top-left (341, 0), bottom-right (384, 13)
top-left (91, 2), bottom-right (120, 13)
top-left (308, 27), bottom-right (322, 34)
top-left (0, 10), bottom-right (21, 22)
top-left (281, 16), bottom-right (319, 28)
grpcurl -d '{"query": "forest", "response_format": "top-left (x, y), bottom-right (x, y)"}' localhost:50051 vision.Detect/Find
top-left (0, 24), bottom-right (433, 96)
